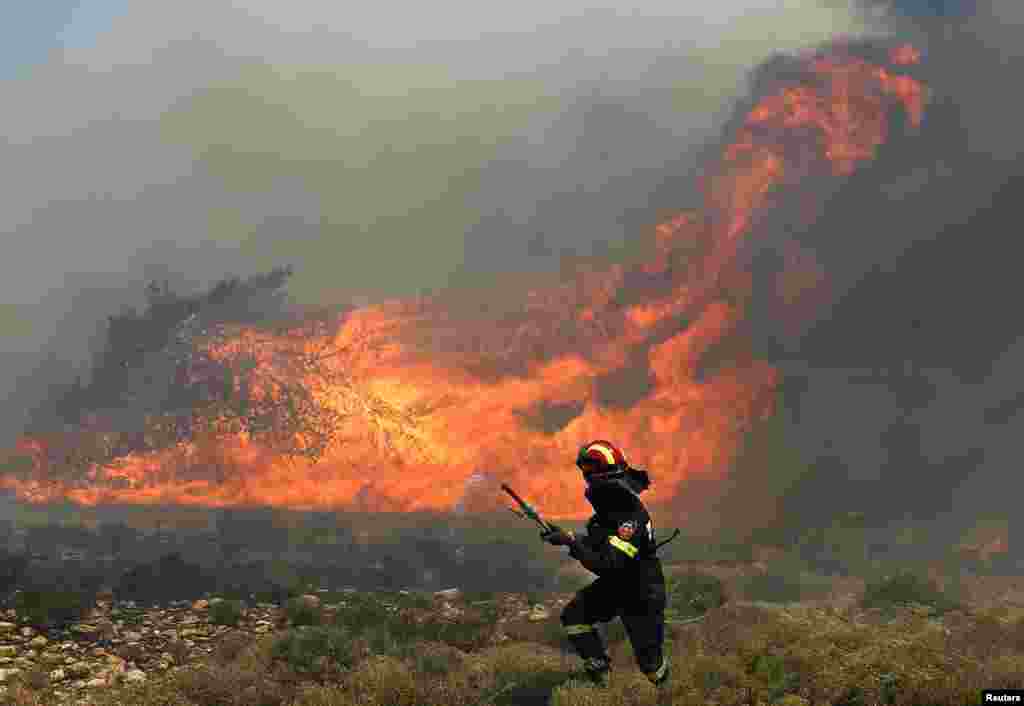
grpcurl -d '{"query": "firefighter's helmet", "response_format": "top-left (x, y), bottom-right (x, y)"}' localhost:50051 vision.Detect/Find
top-left (576, 440), bottom-right (627, 480)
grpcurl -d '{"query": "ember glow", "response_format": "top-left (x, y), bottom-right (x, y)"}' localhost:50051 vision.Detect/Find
top-left (4, 43), bottom-right (924, 520)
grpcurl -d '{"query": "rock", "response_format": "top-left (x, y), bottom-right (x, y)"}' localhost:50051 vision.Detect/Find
top-left (299, 594), bottom-right (321, 610)
top-left (0, 647), bottom-right (15, 659)
top-left (528, 606), bottom-right (551, 622)
top-left (0, 623), bottom-right (16, 635)
top-left (67, 662), bottom-right (91, 679)
top-left (20, 627), bottom-right (36, 638)
top-left (29, 636), bottom-right (48, 649)
top-left (85, 678), bottom-right (106, 689)
top-left (435, 588), bottom-right (462, 601)
top-left (0, 668), bottom-right (22, 683)
top-left (124, 631), bottom-right (143, 643)
top-left (440, 603), bottom-right (463, 620)
top-left (121, 669), bottom-right (146, 685)
top-left (191, 599), bottom-right (209, 611)
top-left (50, 668), bottom-right (67, 682)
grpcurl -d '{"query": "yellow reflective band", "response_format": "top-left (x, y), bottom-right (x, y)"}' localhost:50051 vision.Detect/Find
top-left (646, 658), bottom-right (668, 682)
top-left (564, 624), bottom-right (597, 635)
top-left (588, 443), bottom-right (617, 466)
top-left (608, 536), bottom-right (638, 558)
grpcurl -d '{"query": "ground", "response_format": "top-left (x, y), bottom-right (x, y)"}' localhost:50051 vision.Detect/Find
top-left (0, 562), bottom-right (1022, 706)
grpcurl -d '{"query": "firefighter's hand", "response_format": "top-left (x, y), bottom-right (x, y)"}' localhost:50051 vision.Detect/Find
top-left (540, 525), bottom-right (575, 546)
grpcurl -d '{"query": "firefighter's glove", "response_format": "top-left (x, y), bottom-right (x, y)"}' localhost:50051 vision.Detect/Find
top-left (541, 525), bottom-right (575, 546)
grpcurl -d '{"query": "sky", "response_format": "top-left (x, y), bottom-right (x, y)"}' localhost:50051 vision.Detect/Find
top-left (2, 1), bottom-right (130, 79)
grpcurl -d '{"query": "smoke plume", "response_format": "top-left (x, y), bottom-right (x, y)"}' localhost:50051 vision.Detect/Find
top-left (0, 0), bottom-right (874, 445)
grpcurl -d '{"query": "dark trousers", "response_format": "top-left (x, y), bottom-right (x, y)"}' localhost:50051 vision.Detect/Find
top-left (560, 576), bottom-right (667, 680)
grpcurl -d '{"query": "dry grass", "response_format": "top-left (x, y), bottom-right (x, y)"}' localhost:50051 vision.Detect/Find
top-left (3, 574), bottom-right (1023, 706)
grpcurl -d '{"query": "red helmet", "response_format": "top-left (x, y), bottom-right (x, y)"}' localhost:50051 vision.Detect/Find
top-left (576, 440), bottom-right (627, 480)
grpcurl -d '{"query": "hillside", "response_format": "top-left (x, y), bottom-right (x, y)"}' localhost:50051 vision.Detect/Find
top-left (0, 560), bottom-right (1022, 706)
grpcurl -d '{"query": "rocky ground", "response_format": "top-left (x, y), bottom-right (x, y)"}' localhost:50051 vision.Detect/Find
top-left (0, 587), bottom-right (567, 706)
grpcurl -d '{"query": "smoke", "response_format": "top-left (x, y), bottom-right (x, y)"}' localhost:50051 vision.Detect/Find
top-left (0, 0), bottom-right (874, 444)
top-left (692, 0), bottom-right (1024, 554)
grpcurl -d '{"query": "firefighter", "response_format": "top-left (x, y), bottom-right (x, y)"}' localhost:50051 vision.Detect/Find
top-left (540, 440), bottom-right (670, 689)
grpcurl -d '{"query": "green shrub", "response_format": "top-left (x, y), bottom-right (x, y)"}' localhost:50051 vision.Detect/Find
top-left (209, 599), bottom-right (245, 627)
top-left (668, 571), bottom-right (728, 619)
top-left (749, 654), bottom-right (801, 704)
top-left (861, 572), bottom-right (960, 614)
top-left (271, 626), bottom-right (356, 674)
top-left (285, 597), bottom-right (323, 627)
top-left (394, 591), bottom-right (432, 611)
top-left (15, 588), bottom-right (94, 629)
top-left (417, 616), bottom-right (495, 652)
top-left (414, 645), bottom-right (464, 675)
top-left (116, 606), bottom-right (146, 626)
top-left (334, 593), bottom-right (391, 634)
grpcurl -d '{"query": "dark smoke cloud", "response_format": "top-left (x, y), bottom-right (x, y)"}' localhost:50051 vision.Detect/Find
top-left (695, 0), bottom-right (1024, 556)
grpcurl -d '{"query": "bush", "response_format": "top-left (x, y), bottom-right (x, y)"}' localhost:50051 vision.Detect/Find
top-left (333, 594), bottom-right (391, 634)
top-left (861, 572), bottom-right (960, 614)
top-left (285, 597), bottom-right (323, 627)
top-left (393, 591), bottom-right (432, 612)
top-left (15, 587), bottom-right (95, 629)
top-left (170, 662), bottom-right (294, 706)
top-left (668, 571), bottom-right (728, 619)
top-left (412, 643), bottom-right (465, 675)
top-left (209, 599), bottom-right (245, 627)
top-left (271, 626), bottom-right (357, 674)
top-left (749, 654), bottom-right (801, 704)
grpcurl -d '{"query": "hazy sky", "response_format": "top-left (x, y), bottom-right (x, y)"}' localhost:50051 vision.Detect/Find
top-left (0, 1), bottom-right (879, 351)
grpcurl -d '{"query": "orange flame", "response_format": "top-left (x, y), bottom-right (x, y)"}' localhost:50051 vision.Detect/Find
top-left (3, 44), bottom-right (926, 520)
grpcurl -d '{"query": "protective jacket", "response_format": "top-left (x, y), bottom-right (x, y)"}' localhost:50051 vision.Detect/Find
top-left (568, 484), bottom-right (665, 586)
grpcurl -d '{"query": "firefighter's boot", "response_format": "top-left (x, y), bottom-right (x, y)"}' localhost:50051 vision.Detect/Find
top-left (566, 626), bottom-right (611, 688)
top-left (583, 657), bottom-right (611, 687)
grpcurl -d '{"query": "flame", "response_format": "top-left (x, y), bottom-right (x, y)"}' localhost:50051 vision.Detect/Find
top-left (3, 44), bottom-right (926, 520)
